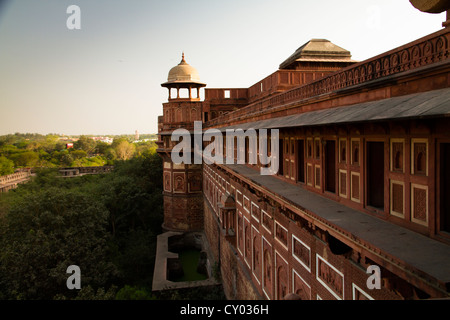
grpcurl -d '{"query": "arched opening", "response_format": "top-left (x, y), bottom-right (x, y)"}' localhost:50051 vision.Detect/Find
top-left (190, 108), bottom-right (197, 121)
top-left (179, 88), bottom-right (190, 99)
top-left (264, 250), bottom-right (272, 282)
top-left (170, 88), bottom-right (178, 99)
top-left (191, 88), bottom-right (198, 99)
top-left (416, 152), bottom-right (425, 173)
top-left (244, 225), bottom-right (250, 260)
top-left (277, 265), bottom-right (288, 300)
top-left (176, 108), bottom-right (182, 122)
top-left (395, 151), bottom-right (402, 170)
top-left (252, 236), bottom-right (260, 274)
top-left (315, 139), bottom-right (320, 159)
top-left (354, 147), bottom-right (359, 164)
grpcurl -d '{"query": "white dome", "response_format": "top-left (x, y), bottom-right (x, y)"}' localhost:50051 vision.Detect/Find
top-left (162, 53), bottom-right (205, 88)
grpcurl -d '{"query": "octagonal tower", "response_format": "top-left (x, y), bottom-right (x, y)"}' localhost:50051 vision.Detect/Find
top-left (157, 53), bottom-right (205, 232)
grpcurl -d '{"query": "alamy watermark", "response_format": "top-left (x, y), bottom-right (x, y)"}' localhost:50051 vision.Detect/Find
top-left (66, 265), bottom-right (81, 290)
top-left (366, 265), bottom-right (381, 290)
top-left (171, 121), bottom-right (279, 175)
top-left (366, 5), bottom-right (381, 30)
top-left (66, 5), bottom-right (81, 30)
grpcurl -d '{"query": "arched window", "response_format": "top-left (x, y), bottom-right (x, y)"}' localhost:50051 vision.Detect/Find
top-left (395, 151), bottom-right (402, 170)
top-left (413, 141), bottom-right (427, 175)
top-left (253, 236), bottom-right (260, 272)
top-left (417, 152), bottom-right (425, 173)
top-left (277, 265), bottom-right (287, 300)
top-left (353, 147), bottom-right (359, 164)
top-left (315, 139), bottom-right (320, 159)
top-left (264, 250), bottom-right (271, 281)
top-left (244, 225), bottom-right (250, 259)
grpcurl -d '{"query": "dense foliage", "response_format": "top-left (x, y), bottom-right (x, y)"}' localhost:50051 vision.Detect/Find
top-left (0, 148), bottom-right (163, 300)
top-left (0, 133), bottom-right (158, 175)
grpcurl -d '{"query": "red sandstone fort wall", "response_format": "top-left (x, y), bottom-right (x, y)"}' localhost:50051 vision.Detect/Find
top-left (203, 164), bottom-right (406, 300)
top-left (204, 198), bottom-right (261, 299)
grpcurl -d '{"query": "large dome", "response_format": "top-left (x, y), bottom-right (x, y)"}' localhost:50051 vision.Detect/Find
top-left (162, 53), bottom-right (206, 88)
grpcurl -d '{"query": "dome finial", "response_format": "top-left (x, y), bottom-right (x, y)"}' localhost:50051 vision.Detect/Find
top-left (181, 51), bottom-right (185, 63)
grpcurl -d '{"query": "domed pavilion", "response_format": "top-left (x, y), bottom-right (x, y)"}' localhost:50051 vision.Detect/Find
top-left (161, 53), bottom-right (206, 101)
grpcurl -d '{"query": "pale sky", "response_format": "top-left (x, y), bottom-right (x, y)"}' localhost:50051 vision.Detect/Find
top-left (0, 0), bottom-right (445, 135)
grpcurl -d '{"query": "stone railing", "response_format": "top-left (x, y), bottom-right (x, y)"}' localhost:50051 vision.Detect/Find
top-left (59, 166), bottom-right (114, 177)
top-left (0, 166), bottom-right (114, 192)
top-left (0, 170), bottom-right (31, 185)
top-left (207, 27), bottom-right (450, 127)
top-left (0, 170), bottom-right (32, 193)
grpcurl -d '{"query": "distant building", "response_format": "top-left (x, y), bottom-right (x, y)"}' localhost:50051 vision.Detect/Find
top-left (135, 130), bottom-right (140, 141)
top-left (90, 136), bottom-right (113, 144)
top-left (156, 1), bottom-right (450, 300)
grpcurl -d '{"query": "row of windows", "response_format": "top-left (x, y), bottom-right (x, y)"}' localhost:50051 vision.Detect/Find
top-left (279, 136), bottom-right (435, 229)
top-left (280, 137), bottom-right (428, 177)
top-left (203, 133), bottom-right (449, 236)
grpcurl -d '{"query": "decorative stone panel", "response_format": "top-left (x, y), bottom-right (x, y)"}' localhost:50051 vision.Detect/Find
top-left (412, 184), bottom-right (428, 226)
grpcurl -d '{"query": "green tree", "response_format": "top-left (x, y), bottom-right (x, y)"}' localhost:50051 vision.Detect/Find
top-left (0, 148), bottom-right (164, 300)
top-left (71, 149), bottom-right (88, 160)
top-left (11, 151), bottom-right (39, 168)
top-left (0, 188), bottom-right (118, 299)
top-left (26, 141), bottom-right (42, 151)
top-left (0, 144), bottom-right (18, 157)
top-left (41, 135), bottom-right (60, 153)
top-left (56, 285), bottom-right (117, 300)
top-left (114, 140), bottom-right (136, 161)
top-left (60, 151), bottom-right (74, 167)
top-left (134, 141), bottom-right (157, 158)
top-left (14, 140), bottom-right (29, 149)
top-left (72, 156), bottom-right (106, 167)
top-left (105, 148), bottom-right (117, 161)
top-left (95, 141), bottom-right (110, 155)
top-left (0, 156), bottom-right (14, 175)
top-left (115, 285), bottom-right (155, 300)
top-left (98, 151), bottom-right (162, 237)
top-left (92, 151), bottom-right (163, 288)
top-left (74, 136), bottom-right (96, 155)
